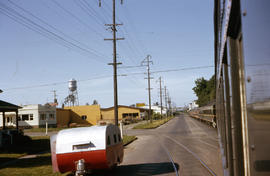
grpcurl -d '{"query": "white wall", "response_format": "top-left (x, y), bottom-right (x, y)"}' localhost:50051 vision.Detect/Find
top-left (0, 104), bottom-right (56, 128)
top-left (142, 105), bottom-right (167, 115)
top-left (38, 104), bottom-right (56, 126)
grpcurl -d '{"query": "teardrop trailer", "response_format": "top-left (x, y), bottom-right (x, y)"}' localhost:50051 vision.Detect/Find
top-left (50, 124), bottom-right (124, 175)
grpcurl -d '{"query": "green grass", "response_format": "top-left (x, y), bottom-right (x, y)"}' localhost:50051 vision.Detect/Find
top-left (123, 135), bottom-right (137, 146)
top-left (0, 135), bottom-right (136, 176)
top-left (24, 127), bottom-right (66, 133)
top-left (0, 136), bottom-right (50, 165)
top-left (133, 116), bottom-right (175, 129)
top-left (0, 153), bottom-right (71, 176)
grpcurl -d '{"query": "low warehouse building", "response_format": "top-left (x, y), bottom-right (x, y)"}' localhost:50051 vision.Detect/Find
top-left (100, 105), bottom-right (147, 124)
top-left (59, 105), bottom-right (101, 125)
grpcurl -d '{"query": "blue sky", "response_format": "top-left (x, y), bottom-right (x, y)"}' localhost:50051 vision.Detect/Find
top-left (0, 0), bottom-right (214, 107)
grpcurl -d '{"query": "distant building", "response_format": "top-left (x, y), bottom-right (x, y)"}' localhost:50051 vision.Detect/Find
top-left (56, 104), bottom-right (149, 127)
top-left (141, 105), bottom-right (167, 115)
top-left (188, 101), bottom-right (199, 111)
top-left (0, 104), bottom-right (56, 128)
top-left (100, 105), bottom-right (148, 124)
top-left (57, 105), bottom-right (101, 127)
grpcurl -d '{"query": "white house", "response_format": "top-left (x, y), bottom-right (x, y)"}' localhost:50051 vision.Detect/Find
top-left (188, 101), bottom-right (199, 111)
top-left (0, 104), bottom-right (56, 128)
top-left (141, 105), bottom-right (167, 115)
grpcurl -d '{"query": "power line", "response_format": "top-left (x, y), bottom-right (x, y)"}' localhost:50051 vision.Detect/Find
top-left (7, 0), bottom-right (108, 59)
top-left (0, 2), bottom-right (108, 63)
top-left (118, 65), bottom-right (144, 69)
top-left (100, 0), bottom-right (145, 64)
top-left (2, 65), bottom-right (214, 91)
top-left (74, 0), bottom-right (106, 28)
top-left (3, 75), bottom-right (114, 91)
top-left (50, 0), bottom-right (106, 39)
top-left (141, 55), bottom-right (153, 123)
top-left (100, 0), bottom-right (124, 126)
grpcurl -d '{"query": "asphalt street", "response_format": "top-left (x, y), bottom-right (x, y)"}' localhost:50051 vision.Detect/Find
top-left (91, 114), bottom-right (223, 176)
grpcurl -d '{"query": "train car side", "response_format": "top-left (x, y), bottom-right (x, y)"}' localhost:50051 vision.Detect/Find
top-left (188, 103), bottom-right (216, 128)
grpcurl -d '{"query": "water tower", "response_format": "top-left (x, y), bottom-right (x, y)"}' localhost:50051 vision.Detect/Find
top-left (64, 79), bottom-right (79, 106)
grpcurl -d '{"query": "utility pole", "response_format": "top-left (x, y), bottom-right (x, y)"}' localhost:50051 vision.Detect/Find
top-left (158, 77), bottom-right (163, 117)
top-left (141, 55), bottom-right (153, 123)
top-left (100, 0), bottom-right (124, 126)
top-left (164, 86), bottom-right (168, 118)
top-left (168, 95), bottom-right (172, 116)
top-left (51, 90), bottom-right (58, 104)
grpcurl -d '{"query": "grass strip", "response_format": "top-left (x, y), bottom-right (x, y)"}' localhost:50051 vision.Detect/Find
top-left (123, 135), bottom-right (137, 146)
top-left (133, 116), bottom-right (175, 129)
top-left (0, 135), bottom-right (135, 176)
top-left (0, 153), bottom-right (71, 176)
top-left (24, 127), bottom-right (66, 133)
top-left (0, 136), bottom-right (50, 165)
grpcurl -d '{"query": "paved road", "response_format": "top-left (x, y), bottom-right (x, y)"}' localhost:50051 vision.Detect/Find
top-left (91, 114), bottom-right (223, 176)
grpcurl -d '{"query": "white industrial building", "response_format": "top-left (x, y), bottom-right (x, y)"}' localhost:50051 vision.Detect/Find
top-left (0, 104), bottom-right (56, 128)
top-left (188, 101), bottom-right (199, 111)
top-left (141, 105), bottom-right (167, 115)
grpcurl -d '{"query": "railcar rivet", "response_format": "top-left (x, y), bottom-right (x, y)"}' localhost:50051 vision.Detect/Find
top-left (247, 76), bottom-right (251, 83)
top-left (251, 144), bottom-right (255, 151)
top-left (243, 10), bottom-right (247, 16)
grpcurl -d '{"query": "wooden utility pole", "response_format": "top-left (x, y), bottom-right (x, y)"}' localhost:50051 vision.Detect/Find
top-left (51, 90), bottom-right (57, 104)
top-left (168, 95), bottom-right (172, 116)
top-left (101, 0), bottom-right (124, 126)
top-left (164, 86), bottom-right (168, 118)
top-left (141, 55), bottom-right (153, 123)
top-left (158, 77), bottom-right (163, 117)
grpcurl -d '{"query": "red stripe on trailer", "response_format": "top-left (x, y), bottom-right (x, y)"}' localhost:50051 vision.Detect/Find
top-left (56, 143), bottom-right (124, 173)
top-left (57, 150), bottom-right (107, 173)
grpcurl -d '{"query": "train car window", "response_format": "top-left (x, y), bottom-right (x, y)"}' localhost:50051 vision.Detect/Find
top-left (113, 134), bottom-right (117, 143)
top-left (107, 136), bottom-right (111, 146)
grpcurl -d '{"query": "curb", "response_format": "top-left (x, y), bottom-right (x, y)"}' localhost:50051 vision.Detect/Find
top-left (123, 137), bottom-right (138, 147)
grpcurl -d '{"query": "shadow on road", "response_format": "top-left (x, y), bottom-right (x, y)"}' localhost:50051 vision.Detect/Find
top-left (89, 162), bottom-right (179, 176)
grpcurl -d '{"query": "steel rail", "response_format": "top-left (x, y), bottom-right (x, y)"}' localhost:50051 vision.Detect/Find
top-left (163, 134), bottom-right (217, 176)
top-left (156, 135), bottom-right (179, 176)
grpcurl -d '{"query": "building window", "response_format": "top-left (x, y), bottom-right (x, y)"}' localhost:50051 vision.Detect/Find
top-left (22, 114), bottom-right (29, 121)
top-left (81, 115), bottom-right (87, 120)
top-left (122, 113), bottom-right (128, 118)
top-left (40, 114), bottom-right (46, 121)
top-left (49, 114), bottom-right (54, 120)
top-left (133, 113), bottom-right (139, 117)
top-left (18, 115), bottom-right (21, 121)
top-left (30, 114), bottom-right (34, 120)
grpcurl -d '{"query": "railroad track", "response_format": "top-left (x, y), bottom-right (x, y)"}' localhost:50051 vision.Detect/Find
top-left (162, 134), bottom-right (217, 176)
top-left (159, 139), bottom-right (180, 176)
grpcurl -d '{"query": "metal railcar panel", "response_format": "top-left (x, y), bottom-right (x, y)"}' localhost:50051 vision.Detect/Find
top-left (241, 1), bottom-right (270, 175)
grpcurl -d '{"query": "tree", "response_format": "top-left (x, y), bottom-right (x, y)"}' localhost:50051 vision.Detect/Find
top-left (192, 75), bottom-right (215, 107)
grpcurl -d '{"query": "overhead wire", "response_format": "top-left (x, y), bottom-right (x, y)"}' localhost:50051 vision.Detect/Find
top-left (122, 6), bottom-right (148, 55)
top-left (3, 65), bottom-right (214, 91)
top-left (81, 0), bottom-right (109, 25)
top-left (0, 1), bottom-right (109, 63)
top-left (7, 0), bottom-right (109, 60)
top-left (73, 0), bottom-right (106, 29)
top-left (50, 0), bottom-right (106, 39)
top-left (101, 0), bottom-right (144, 65)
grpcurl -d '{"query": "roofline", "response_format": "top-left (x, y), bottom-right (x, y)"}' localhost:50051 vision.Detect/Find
top-left (101, 105), bottom-right (149, 111)
top-left (0, 100), bottom-right (22, 112)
